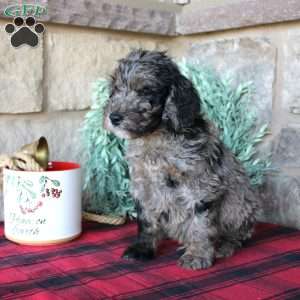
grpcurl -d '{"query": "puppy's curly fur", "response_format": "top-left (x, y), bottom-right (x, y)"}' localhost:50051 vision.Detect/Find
top-left (104, 49), bottom-right (260, 270)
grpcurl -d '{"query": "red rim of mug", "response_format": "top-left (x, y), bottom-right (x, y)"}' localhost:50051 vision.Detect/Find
top-left (46, 161), bottom-right (81, 171)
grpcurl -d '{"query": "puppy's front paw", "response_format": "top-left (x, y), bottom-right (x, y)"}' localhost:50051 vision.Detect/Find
top-left (215, 242), bottom-right (236, 258)
top-left (122, 243), bottom-right (155, 261)
top-left (178, 254), bottom-right (213, 270)
top-left (215, 240), bottom-right (241, 258)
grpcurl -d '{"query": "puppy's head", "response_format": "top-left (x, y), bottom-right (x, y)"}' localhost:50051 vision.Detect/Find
top-left (104, 49), bottom-right (200, 139)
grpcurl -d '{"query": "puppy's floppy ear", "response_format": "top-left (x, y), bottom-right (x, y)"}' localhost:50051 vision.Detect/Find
top-left (163, 74), bottom-right (200, 132)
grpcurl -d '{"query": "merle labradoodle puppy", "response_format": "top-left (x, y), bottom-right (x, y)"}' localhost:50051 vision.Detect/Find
top-left (104, 49), bottom-right (260, 270)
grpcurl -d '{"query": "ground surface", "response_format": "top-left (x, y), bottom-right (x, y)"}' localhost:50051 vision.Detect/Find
top-left (0, 222), bottom-right (300, 299)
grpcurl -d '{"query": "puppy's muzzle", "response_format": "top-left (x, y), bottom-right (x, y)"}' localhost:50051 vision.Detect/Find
top-left (109, 112), bottom-right (123, 126)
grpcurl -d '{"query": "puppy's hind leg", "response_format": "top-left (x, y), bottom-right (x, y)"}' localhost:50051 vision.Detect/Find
top-left (216, 220), bottom-right (256, 259)
top-left (215, 237), bottom-right (242, 259)
top-left (216, 200), bottom-right (257, 259)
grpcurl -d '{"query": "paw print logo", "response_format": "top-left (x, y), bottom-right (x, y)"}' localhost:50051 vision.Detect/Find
top-left (5, 16), bottom-right (45, 48)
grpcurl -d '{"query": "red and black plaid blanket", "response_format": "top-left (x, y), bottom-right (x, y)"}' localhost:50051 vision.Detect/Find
top-left (1, 222), bottom-right (300, 300)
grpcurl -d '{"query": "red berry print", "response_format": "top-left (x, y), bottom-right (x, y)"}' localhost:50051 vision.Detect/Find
top-left (51, 188), bottom-right (62, 199)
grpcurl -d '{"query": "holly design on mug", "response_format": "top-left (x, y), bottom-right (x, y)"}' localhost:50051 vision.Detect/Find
top-left (6, 175), bottom-right (39, 214)
top-left (5, 174), bottom-right (62, 215)
top-left (39, 176), bottom-right (62, 199)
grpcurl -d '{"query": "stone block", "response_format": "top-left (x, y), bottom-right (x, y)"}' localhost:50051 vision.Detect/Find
top-left (272, 126), bottom-right (300, 168)
top-left (45, 26), bottom-right (168, 111)
top-left (260, 171), bottom-right (300, 229)
top-left (0, 19), bottom-right (43, 113)
top-left (0, 112), bottom-right (86, 164)
top-left (283, 34), bottom-right (300, 114)
top-left (44, 0), bottom-right (176, 35)
top-left (185, 37), bottom-right (276, 125)
top-left (177, 0), bottom-right (300, 35)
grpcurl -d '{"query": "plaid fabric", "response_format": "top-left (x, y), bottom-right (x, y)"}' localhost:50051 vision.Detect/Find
top-left (1, 222), bottom-right (300, 300)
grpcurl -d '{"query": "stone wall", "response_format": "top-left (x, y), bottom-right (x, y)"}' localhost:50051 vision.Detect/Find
top-left (0, 17), bottom-right (300, 227)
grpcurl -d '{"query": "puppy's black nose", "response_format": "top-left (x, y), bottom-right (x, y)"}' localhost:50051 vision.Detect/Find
top-left (109, 112), bottom-right (123, 126)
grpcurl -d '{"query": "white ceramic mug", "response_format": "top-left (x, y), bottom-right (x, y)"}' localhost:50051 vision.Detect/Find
top-left (3, 161), bottom-right (82, 245)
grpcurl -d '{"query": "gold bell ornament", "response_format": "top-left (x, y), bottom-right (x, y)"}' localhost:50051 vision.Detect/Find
top-left (0, 137), bottom-right (49, 190)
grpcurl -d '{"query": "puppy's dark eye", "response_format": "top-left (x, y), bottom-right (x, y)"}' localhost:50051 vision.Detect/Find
top-left (143, 87), bottom-right (152, 94)
top-left (114, 85), bottom-right (121, 92)
top-left (138, 87), bottom-right (153, 96)
top-left (110, 86), bottom-right (120, 98)
top-left (140, 99), bottom-right (153, 113)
